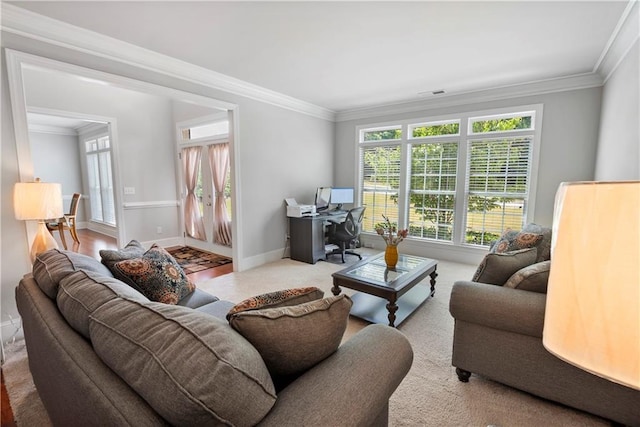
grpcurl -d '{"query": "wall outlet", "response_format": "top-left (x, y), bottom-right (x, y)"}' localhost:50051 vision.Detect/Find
top-left (156, 226), bottom-right (163, 234)
top-left (124, 187), bottom-right (135, 195)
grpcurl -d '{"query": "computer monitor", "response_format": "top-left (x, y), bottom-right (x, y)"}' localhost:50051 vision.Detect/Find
top-left (314, 187), bottom-right (332, 212)
top-left (330, 187), bottom-right (354, 211)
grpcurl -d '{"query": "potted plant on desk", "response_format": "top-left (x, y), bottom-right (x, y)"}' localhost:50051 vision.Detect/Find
top-left (375, 215), bottom-right (409, 269)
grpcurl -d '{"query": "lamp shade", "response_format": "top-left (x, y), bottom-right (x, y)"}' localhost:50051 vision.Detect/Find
top-left (543, 181), bottom-right (640, 390)
top-left (14, 180), bottom-right (64, 220)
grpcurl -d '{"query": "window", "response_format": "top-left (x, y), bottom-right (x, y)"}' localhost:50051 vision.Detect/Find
top-left (357, 107), bottom-right (541, 248)
top-left (84, 133), bottom-right (116, 226)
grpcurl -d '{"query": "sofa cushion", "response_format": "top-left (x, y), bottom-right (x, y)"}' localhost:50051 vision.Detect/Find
top-left (472, 248), bottom-right (538, 285)
top-left (522, 223), bottom-right (552, 262)
top-left (177, 288), bottom-right (219, 309)
top-left (111, 244), bottom-right (195, 304)
top-left (226, 287), bottom-right (324, 320)
top-left (32, 249), bottom-right (114, 299)
top-left (504, 260), bottom-right (551, 293)
top-left (99, 239), bottom-right (145, 270)
top-left (89, 299), bottom-right (276, 426)
top-left (57, 270), bottom-right (149, 339)
top-left (228, 295), bottom-right (352, 377)
top-left (491, 229), bottom-right (543, 254)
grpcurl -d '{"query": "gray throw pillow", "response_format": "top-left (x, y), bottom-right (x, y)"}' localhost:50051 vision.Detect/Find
top-left (228, 294), bottom-right (352, 377)
top-left (472, 248), bottom-right (538, 286)
top-left (89, 299), bottom-right (276, 426)
top-left (100, 239), bottom-right (146, 270)
top-left (504, 260), bottom-right (551, 293)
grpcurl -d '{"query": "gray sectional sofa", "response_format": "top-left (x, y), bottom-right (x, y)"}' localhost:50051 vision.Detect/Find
top-left (16, 249), bottom-right (413, 426)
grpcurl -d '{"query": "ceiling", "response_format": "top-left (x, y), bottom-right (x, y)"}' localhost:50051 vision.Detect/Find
top-left (8, 1), bottom-right (631, 112)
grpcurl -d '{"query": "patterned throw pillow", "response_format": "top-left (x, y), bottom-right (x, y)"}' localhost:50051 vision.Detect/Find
top-left (112, 244), bottom-right (195, 304)
top-left (228, 295), bottom-right (352, 377)
top-left (226, 287), bottom-right (324, 320)
top-left (491, 229), bottom-right (543, 254)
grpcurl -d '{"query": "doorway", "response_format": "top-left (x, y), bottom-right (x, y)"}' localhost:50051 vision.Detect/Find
top-left (178, 115), bottom-right (233, 257)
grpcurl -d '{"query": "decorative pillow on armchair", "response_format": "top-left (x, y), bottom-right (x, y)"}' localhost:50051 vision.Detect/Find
top-left (111, 244), bottom-right (195, 304)
top-left (472, 248), bottom-right (538, 286)
top-left (491, 229), bottom-right (543, 254)
top-left (504, 260), bottom-right (551, 293)
top-left (228, 294), bottom-right (352, 377)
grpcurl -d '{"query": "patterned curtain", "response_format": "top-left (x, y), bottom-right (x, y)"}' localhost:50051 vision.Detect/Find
top-left (182, 146), bottom-right (206, 240)
top-left (208, 143), bottom-right (232, 246)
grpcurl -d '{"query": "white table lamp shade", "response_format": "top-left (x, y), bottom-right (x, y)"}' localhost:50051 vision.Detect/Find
top-left (14, 181), bottom-right (63, 220)
top-left (14, 180), bottom-right (64, 262)
top-left (543, 181), bottom-right (640, 390)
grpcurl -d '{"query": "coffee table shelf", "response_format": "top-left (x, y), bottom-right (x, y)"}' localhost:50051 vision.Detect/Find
top-left (331, 252), bottom-right (438, 327)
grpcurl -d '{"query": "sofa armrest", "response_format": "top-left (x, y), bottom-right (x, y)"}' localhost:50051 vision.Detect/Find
top-left (449, 281), bottom-right (546, 338)
top-left (258, 324), bottom-right (413, 427)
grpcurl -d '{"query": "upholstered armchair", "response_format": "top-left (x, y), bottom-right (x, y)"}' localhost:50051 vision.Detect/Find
top-left (449, 224), bottom-right (640, 425)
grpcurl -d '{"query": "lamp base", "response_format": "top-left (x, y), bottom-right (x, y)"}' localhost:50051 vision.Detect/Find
top-left (30, 220), bottom-right (59, 262)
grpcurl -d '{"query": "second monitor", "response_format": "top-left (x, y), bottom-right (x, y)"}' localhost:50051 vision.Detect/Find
top-left (330, 187), bottom-right (354, 211)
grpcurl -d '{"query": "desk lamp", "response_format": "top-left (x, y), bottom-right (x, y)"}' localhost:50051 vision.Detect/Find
top-left (543, 181), bottom-right (639, 390)
top-left (14, 178), bottom-right (64, 262)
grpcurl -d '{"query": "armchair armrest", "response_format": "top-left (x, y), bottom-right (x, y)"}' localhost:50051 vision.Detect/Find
top-left (449, 281), bottom-right (546, 338)
top-left (258, 324), bottom-right (413, 426)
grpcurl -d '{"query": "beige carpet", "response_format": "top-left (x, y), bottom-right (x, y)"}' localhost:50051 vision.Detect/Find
top-left (2, 251), bottom-right (609, 426)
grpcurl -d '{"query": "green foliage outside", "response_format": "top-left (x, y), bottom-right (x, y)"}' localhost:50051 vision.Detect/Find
top-left (362, 116), bottom-right (531, 246)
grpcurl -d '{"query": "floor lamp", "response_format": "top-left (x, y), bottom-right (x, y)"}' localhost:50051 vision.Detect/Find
top-left (543, 181), bottom-right (639, 390)
top-left (14, 179), bottom-right (64, 263)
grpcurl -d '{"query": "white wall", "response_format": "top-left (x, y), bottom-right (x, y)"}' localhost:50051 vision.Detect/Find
top-left (29, 130), bottom-right (86, 221)
top-left (595, 40), bottom-right (640, 181)
top-left (335, 87), bottom-right (603, 263)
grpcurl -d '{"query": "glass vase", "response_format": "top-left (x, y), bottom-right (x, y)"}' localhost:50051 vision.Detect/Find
top-left (384, 245), bottom-right (398, 269)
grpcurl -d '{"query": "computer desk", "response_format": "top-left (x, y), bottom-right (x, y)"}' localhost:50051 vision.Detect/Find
top-left (289, 210), bottom-right (347, 264)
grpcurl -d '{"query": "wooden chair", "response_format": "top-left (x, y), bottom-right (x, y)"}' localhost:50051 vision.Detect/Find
top-left (47, 193), bottom-right (81, 250)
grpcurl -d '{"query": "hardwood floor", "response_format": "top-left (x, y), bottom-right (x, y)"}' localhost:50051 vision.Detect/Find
top-left (0, 228), bottom-right (232, 426)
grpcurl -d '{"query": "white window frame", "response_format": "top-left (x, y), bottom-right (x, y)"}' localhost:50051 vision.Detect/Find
top-left (355, 104), bottom-right (543, 255)
top-left (82, 129), bottom-right (117, 227)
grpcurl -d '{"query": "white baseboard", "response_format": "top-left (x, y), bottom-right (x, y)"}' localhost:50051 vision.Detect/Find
top-left (140, 237), bottom-right (183, 249)
top-left (238, 248), bottom-right (284, 271)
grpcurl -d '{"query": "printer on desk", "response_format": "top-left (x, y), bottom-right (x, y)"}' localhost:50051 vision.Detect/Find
top-left (287, 205), bottom-right (317, 217)
top-left (285, 198), bottom-right (317, 217)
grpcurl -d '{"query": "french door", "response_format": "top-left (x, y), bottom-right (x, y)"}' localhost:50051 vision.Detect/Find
top-left (181, 141), bottom-right (232, 256)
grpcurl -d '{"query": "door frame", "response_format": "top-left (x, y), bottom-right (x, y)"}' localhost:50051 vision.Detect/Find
top-left (6, 49), bottom-right (242, 271)
top-left (176, 113), bottom-right (233, 257)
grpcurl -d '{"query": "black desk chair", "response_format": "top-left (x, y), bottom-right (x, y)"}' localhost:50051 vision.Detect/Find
top-left (327, 206), bottom-right (366, 263)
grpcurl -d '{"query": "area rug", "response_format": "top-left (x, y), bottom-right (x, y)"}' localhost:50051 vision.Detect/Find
top-left (2, 253), bottom-right (610, 426)
top-left (167, 246), bottom-right (232, 274)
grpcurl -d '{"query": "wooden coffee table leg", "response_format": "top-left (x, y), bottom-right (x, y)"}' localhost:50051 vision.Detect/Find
top-left (386, 297), bottom-right (398, 327)
top-left (331, 283), bottom-right (341, 296)
top-left (429, 269), bottom-right (438, 297)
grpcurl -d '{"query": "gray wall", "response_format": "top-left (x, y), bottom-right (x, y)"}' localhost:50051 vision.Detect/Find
top-left (595, 40), bottom-right (640, 180)
top-left (29, 130), bottom-right (86, 221)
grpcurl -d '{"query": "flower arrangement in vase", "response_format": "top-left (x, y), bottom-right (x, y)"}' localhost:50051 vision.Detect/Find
top-left (375, 215), bottom-right (409, 269)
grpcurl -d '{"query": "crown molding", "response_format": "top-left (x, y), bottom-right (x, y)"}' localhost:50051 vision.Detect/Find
top-left (0, 3), bottom-right (336, 122)
top-left (593, 0), bottom-right (639, 83)
top-left (28, 123), bottom-right (77, 136)
top-left (2, 3), bottom-right (626, 124)
top-left (335, 73), bottom-right (603, 122)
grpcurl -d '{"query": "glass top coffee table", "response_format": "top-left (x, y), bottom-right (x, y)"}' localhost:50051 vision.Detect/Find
top-left (331, 252), bottom-right (438, 327)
